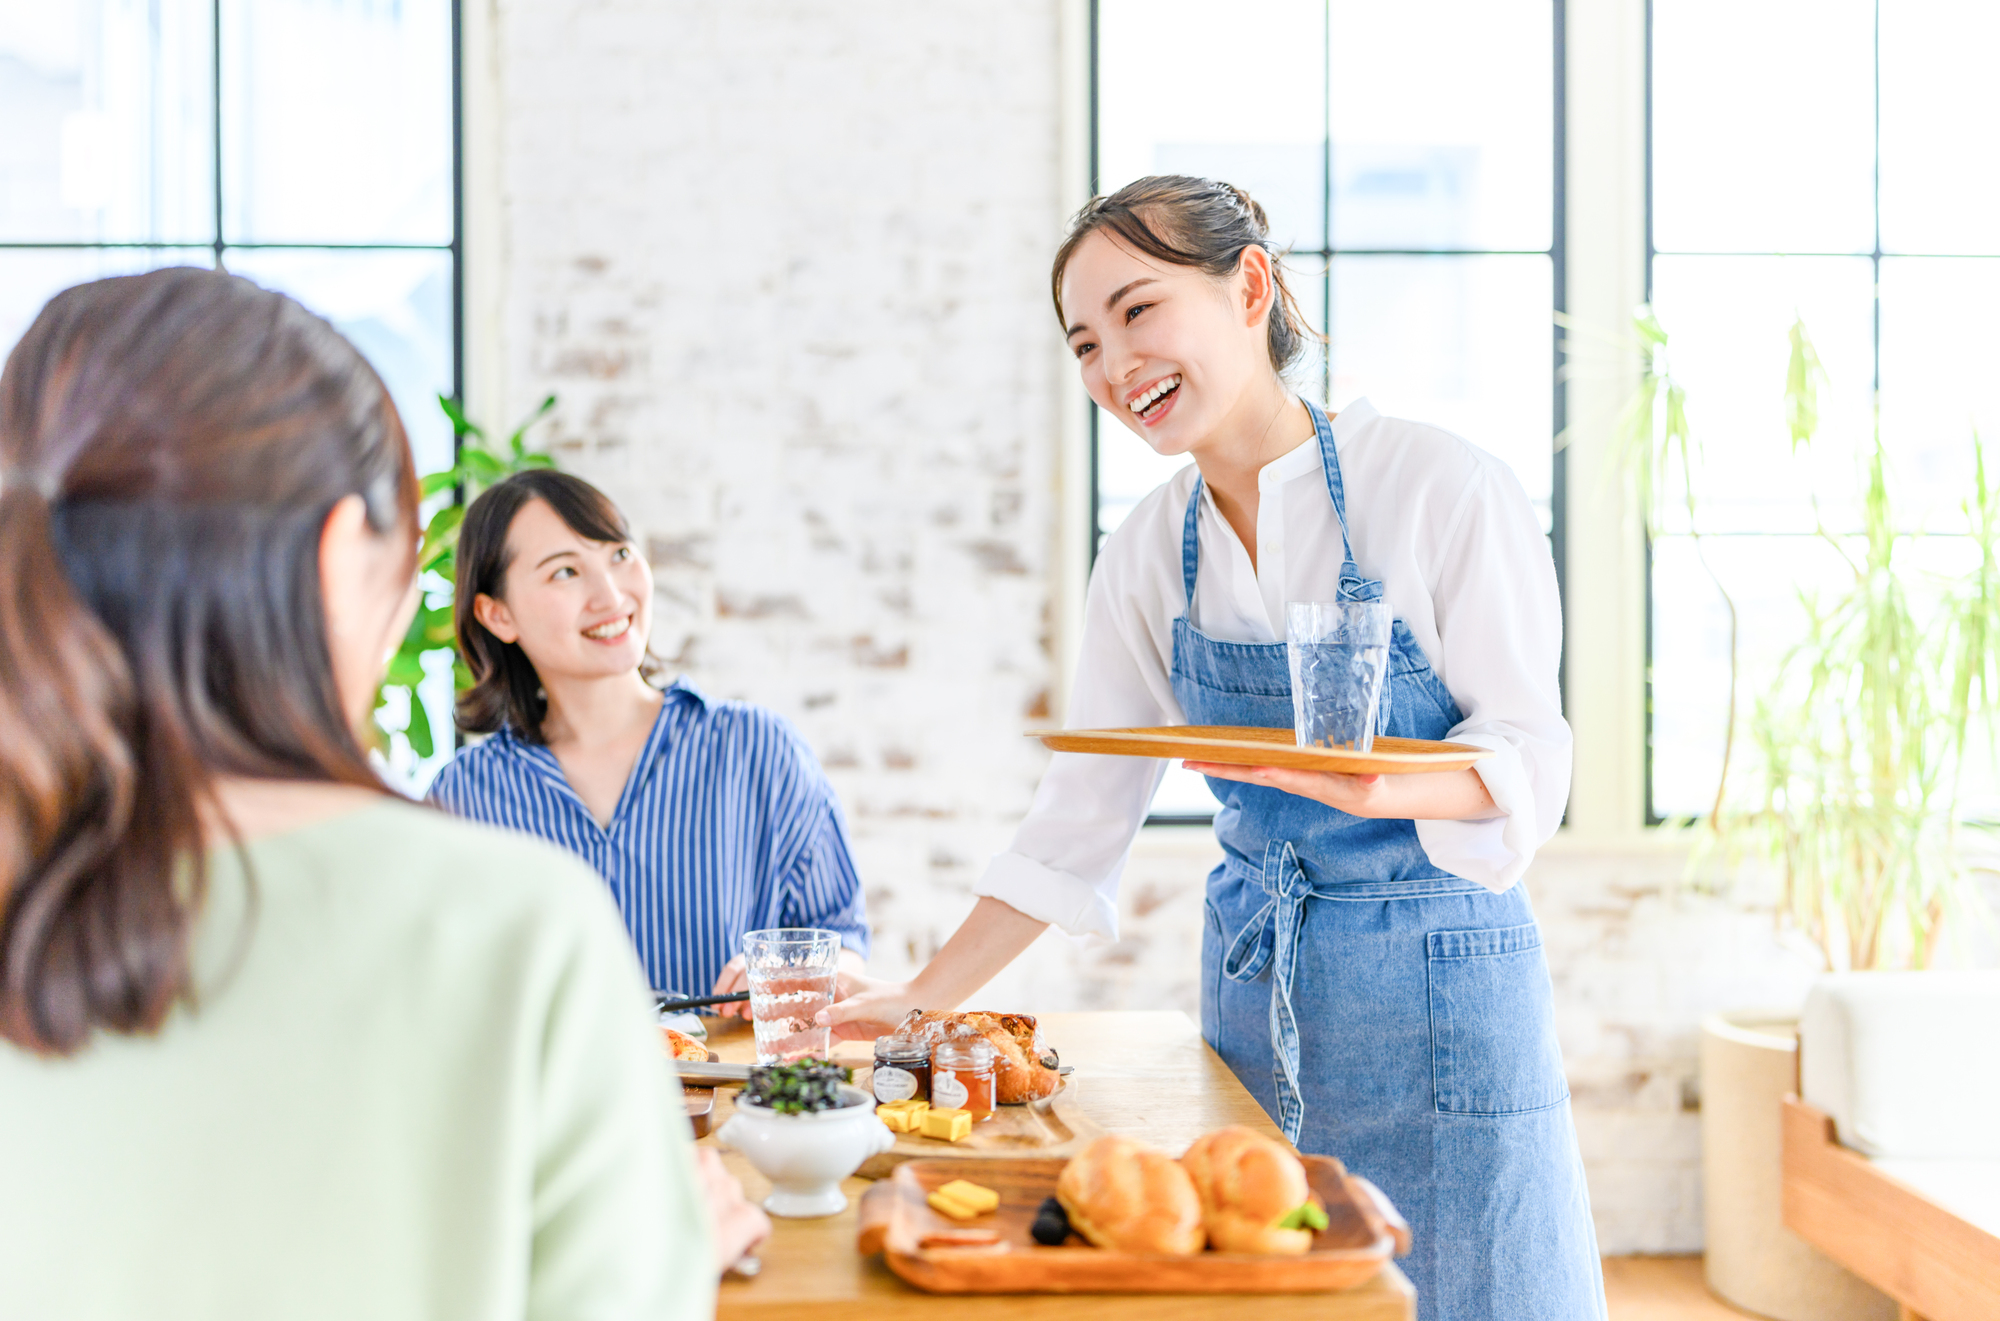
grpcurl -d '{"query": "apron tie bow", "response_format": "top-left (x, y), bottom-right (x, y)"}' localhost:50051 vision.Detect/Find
top-left (1219, 839), bottom-right (1317, 1143)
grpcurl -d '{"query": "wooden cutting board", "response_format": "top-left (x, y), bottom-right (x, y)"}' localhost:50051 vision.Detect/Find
top-left (856, 1068), bottom-right (1105, 1180)
top-left (856, 1155), bottom-right (1410, 1294)
top-left (1030, 726), bottom-right (1490, 775)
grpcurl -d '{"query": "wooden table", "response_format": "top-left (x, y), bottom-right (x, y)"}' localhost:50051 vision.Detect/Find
top-left (702, 1010), bottom-right (1415, 1320)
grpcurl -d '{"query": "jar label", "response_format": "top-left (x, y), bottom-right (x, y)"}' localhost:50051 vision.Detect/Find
top-left (873, 1066), bottom-right (918, 1103)
top-left (933, 1071), bottom-right (969, 1110)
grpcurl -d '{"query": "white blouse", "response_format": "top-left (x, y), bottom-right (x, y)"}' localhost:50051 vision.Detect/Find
top-left (976, 399), bottom-right (1571, 943)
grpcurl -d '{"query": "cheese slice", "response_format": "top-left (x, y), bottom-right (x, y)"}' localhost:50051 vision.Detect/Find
top-left (920, 1107), bottom-right (973, 1142)
top-left (935, 1179), bottom-right (999, 1213)
top-left (926, 1190), bottom-right (982, 1220)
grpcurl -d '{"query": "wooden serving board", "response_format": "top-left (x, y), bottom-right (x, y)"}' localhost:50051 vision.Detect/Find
top-left (856, 1068), bottom-right (1104, 1180)
top-left (1032, 725), bottom-right (1490, 776)
top-left (856, 1156), bottom-right (1410, 1294)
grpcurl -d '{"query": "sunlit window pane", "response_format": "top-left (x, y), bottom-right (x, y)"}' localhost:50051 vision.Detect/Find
top-left (0, 250), bottom-right (213, 360)
top-left (1331, 254), bottom-right (1553, 524)
top-left (1879, 258), bottom-right (2000, 527)
top-left (219, 0), bottom-right (453, 245)
top-left (1651, 534), bottom-right (1853, 819)
top-left (1652, 0), bottom-right (1874, 255)
top-left (1097, 0), bottom-right (1326, 251)
top-left (1881, 1), bottom-right (2000, 255)
top-left (0, 1), bottom-right (214, 244)
top-left (1328, 0), bottom-right (1552, 252)
top-left (1649, 256), bottom-right (1875, 535)
top-left (227, 249), bottom-right (456, 476)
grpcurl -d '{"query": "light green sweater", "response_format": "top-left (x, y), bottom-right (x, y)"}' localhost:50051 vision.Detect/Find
top-left (0, 800), bottom-right (714, 1321)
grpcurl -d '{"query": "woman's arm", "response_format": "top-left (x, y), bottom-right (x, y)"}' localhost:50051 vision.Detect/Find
top-left (1179, 762), bottom-right (1497, 820)
top-left (819, 896), bottom-right (1049, 1040)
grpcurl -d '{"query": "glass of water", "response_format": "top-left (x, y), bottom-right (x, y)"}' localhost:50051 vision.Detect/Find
top-left (742, 928), bottom-right (843, 1063)
top-left (1286, 600), bottom-right (1393, 753)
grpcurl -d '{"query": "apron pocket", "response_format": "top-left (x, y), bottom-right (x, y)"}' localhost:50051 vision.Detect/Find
top-left (1426, 922), bottom-right (1569, 1116)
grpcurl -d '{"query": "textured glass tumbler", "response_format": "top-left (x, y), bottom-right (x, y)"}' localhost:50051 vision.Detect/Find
top-left (1286, 600), bottom-right (1392, 753)
top-left (743, 927), bottom-right (842, 1064)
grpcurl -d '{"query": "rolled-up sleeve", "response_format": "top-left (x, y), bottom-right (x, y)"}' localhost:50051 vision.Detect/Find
top-left (1413, 461), bottom-right (1571, 892)
top-left (971, 519), bottom-right (1182, 945)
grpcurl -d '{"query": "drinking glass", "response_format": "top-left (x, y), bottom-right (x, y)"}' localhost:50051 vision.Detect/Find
top-left (1286, 600), bottom-right (1393, 753)
top-left (742, 928), bottom-right (843, 1064)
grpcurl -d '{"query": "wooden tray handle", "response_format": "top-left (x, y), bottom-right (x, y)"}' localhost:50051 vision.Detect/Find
top-left (1348, 1176), bottom-right (1412, 1256)
top-left (856, 1181), bottom-right (897, 1256)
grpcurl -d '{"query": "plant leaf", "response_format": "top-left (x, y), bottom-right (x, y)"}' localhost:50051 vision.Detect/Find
top-left (438, 393), bottom-right (485, 441)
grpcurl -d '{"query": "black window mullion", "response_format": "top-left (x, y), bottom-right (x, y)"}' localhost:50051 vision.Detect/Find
top-left (211, 0), bottom-right (223, 268)
top-left (1322, 0), bottom-right (1332, 408)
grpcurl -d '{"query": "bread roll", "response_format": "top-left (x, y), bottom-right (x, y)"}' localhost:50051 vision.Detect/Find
top-left (1179, 1126), bottom-right (1315, 1255)
top-left (895, 1010), bottom-right (1061, 1103)
top-left (1055, 1136), bottom-right (1205, 1255)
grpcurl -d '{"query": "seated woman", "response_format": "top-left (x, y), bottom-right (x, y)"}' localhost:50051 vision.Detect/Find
top-left (428, 470), bottom-right (869, 1005)
top-left (0, 268), bottom-right (763, 1317)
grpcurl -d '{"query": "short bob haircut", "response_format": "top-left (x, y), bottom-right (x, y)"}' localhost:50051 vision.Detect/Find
top-left (453, 470), bottom-right (658, 743)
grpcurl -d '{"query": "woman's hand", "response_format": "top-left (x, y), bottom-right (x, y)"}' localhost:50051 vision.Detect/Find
top-left (818, 971), bottom-right (923, 1042)
top-left (696, 1147), bottom-right (771, 1275)
top-left (1181, 761), bottom-right (1499, 821)
top-left (709, 955), bottom-right (751, 1019)
top-left (709, 947), bottom-right (868, 1020)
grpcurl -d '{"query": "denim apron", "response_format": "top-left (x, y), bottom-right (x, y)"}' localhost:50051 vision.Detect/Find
top-left (1178, 403), bottom-right (1605, 1321)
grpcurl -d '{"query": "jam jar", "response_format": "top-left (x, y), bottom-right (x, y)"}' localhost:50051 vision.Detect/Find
top-left (929, 1037), bottom-right (997, 1121)
top-left (871, 1034), bottom-right (932, 1104)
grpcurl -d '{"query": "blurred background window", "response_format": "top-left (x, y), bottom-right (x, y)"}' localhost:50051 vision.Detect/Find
top-left (1092, 0), bottom-right (1562, 821)
top-left (1647, 0), bottom-right (2000, 819)
top-left (0, 1), bottom-right (460, 478)
top-left (1, 0), bottom-right (461, 789)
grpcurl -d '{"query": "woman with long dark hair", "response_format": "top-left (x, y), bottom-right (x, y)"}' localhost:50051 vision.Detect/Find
top-left (828, 178), bottom-right (1603, 1320)
top-left (428, 470), bottom-right (869, 1009)
top-left (0, 268), bottom-right (751, 1318)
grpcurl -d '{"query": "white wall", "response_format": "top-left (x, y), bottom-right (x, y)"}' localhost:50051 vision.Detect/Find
top-left (473, 0), bottom-right (1823, 1254)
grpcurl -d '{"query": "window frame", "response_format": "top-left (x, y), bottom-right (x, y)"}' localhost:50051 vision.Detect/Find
top-left (1638, 0), bottom-right (1997, 823)
top-left (1081, 0), bottom-right (1571, 827)
top-left (0, 0), bottom-right (467, 434)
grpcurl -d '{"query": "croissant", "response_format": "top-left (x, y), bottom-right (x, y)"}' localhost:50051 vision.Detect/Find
top-left (894, 1009), bottom-right (1061, 1103)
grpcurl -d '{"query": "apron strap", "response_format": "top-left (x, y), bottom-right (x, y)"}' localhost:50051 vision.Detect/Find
top-left (1185, 403), bottom-right (1375, 614)
top-left (1219, 838), bottom-right (1320, 1145)
top-left (1304, 401), bottom-right (1375, 603)
top-left (1181, 476), bottom-right (1203, 609)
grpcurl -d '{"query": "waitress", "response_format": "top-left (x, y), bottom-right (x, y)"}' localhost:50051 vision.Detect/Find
top-left (827, 176), bottom-right (1603, 1320)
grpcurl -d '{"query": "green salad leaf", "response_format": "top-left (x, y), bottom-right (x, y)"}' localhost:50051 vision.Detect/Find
top-left (1275, 1201), bottom-right (1329, 1232)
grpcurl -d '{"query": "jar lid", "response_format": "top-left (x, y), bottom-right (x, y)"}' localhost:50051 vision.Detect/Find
top-left (933, 1036), bottom-right (997, 1067)
top-left (875, 1036), bottom-right (930, 1064)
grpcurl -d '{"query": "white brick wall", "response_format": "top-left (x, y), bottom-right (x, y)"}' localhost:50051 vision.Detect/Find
top-left (484, 0), bottom-right (1826, 1253)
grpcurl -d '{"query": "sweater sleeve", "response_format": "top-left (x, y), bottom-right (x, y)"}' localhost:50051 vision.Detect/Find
top-left (526, 881), bottom-right (714, 1321)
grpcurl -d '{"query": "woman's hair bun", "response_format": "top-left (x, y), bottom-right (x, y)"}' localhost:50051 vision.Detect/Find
top-left (1050, 174), bottom-right (1322, 381)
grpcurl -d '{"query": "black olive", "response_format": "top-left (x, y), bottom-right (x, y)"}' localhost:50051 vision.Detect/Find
top-left (1030, 1196), bottom-right (1071, 1246)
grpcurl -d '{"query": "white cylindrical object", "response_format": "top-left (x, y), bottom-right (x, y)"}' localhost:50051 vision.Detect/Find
top-left (1699, 1012), bottom-right (1895, 1320)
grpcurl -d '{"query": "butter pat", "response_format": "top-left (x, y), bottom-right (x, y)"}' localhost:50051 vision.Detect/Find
top-left (920, 1107), bottom-right (973, 1142)
top-left (926, 1189), bottom-right (981, 1220)
top-left (876, 1105), bottom-right (923, 1133)
top-left (935, 1179), bottom-right (999, 1213)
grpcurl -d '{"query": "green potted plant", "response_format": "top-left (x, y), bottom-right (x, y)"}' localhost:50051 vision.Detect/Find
top-left (372, 394), bottom-right (558, 767)
top-left (1603, 310), bottom-right (1998, 1319)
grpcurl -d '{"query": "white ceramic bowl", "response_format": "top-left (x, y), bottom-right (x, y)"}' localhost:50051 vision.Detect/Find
top-left (714, 1083), bottom-right (895, 1218)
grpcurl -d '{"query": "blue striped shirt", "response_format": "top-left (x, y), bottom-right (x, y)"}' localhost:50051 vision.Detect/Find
top-left (426, 678), bottom-right (869, 996)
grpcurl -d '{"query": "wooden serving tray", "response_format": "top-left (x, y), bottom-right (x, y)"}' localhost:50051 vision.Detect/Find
top-left (1032, 725), bottom-right (1490, 776)
top-left (856, 1068), bottom-right (1104, 1179)
top-left (857, 1155), bottom-right (1411, 1294)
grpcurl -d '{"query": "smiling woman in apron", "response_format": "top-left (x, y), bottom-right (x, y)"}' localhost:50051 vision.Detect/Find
top-left (827, 175), bottom-right (1604, 1320)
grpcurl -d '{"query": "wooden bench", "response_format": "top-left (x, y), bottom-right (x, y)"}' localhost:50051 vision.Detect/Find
top-left (1781, 1096), bottom-right (2000, 1321)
